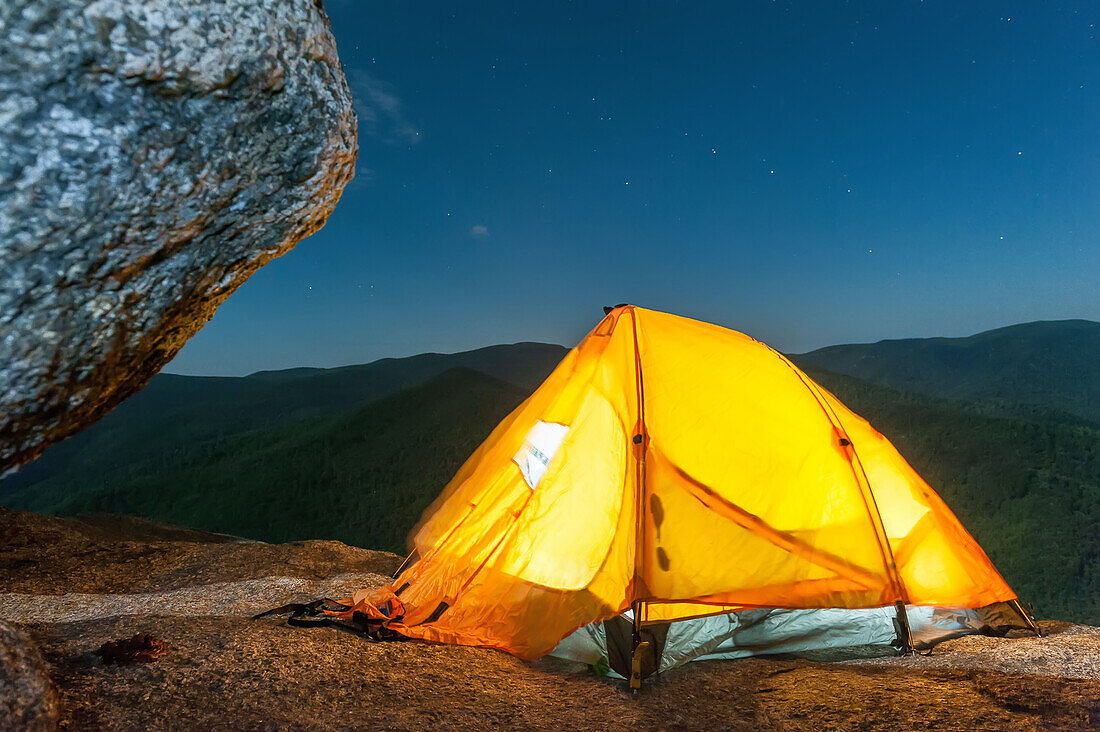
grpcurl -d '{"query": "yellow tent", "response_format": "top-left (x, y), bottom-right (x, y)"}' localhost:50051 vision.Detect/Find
top-left (328, 305), bottom-right (1035, 684)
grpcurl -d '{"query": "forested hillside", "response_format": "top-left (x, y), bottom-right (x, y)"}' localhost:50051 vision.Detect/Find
top-left (7, 368), bottom-right (527, 555)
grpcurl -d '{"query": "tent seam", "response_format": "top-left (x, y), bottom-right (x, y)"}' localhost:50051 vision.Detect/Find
top-left (628, 306), bottom-right (649, 626)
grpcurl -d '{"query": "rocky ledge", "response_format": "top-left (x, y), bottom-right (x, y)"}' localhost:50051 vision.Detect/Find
top-left (0, 508), bottom-right (1097, 730)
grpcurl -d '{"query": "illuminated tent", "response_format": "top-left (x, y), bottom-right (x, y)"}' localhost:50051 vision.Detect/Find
top-left (327, 305), bottom-right (1036, 686)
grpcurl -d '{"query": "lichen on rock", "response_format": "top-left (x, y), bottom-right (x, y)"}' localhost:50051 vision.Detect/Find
top-left (0, 0), bottom-right (358, 472)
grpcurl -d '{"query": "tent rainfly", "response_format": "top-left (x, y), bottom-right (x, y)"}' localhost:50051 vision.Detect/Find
top-left (318, 305), bottom-right (1038, 687)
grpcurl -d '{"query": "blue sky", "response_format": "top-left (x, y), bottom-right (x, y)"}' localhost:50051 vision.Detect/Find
top-left (169, 1), bottom-right (1100, 375)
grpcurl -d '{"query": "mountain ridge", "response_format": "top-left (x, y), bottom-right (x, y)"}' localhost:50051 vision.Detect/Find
top-left (803, 319), bottom-right (1098, 350)
top-left (236, 341), bottom-right (564, 381)
top-left (797, 319), bottom-right (1100, 425)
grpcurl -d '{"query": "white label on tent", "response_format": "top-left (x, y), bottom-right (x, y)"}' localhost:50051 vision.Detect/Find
top-left (513, 420), bottom-right (569, 490)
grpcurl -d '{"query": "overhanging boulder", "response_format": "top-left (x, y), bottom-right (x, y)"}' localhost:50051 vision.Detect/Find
top-left (0, 0), bottom-right (358, 471)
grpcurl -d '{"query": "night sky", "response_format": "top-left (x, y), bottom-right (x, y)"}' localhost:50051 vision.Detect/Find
top-left (169, 1), bottom-right (1099, 376)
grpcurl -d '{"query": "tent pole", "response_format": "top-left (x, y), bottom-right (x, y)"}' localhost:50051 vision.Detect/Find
top-left (392, 549), bottom-right (419, 580)
top-left (629, 600), bottom-right (648, 692)
top-left (894, 600), bottom-right (915, 655)
top-left (627, 305), bottom-right (650, 692)
top-left (1010, 598), bottom-right (1042, 638)
top-left (768, 348), bottom-right (915, 621)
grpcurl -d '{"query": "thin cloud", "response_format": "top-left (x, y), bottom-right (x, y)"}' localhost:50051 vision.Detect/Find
top-left (347, 68), bottom-right (420, 144)
top-left (470, 224), bottom-right (489, 239)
